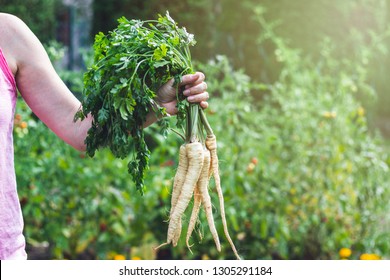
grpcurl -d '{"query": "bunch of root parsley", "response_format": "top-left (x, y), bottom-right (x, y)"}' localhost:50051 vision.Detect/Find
top-left (75, 12), bottom-right (240, 259)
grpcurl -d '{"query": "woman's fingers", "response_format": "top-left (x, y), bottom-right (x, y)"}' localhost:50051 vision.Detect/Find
top-left (157, 72), bottom-right (209, 112)
top-left (199, 101), bottom-right (209, 109)
top-left (180, 72), bottom-right (205, 86)
top-left (180, 72), bottom-right (208, 106)
top-left (187, 91), bottom-right (209, 103)
top-left (183, 81), bottom-right (207, 96)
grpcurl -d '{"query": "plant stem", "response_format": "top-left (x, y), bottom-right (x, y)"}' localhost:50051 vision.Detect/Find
top-left (199, 108), bottom-right (213, 136)
top-left (186, 103), bottom-right (199, 143)
top-left (170, 128), bottom-right (185, 141)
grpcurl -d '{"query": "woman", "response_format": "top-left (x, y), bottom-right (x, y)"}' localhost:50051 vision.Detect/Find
top-left (0, 13), bottom-right (209, 259)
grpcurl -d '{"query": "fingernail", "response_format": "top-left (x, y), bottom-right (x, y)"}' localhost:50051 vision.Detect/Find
top-left (183, 89), bottom-right (190, 96)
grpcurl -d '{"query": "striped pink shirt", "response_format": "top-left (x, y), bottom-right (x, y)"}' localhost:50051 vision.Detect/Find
top-left (0, 47), bottom-right (27, 259)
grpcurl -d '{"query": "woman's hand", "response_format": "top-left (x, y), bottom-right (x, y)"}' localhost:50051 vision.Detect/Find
top-left (156, 72), bottom-right (209, 115)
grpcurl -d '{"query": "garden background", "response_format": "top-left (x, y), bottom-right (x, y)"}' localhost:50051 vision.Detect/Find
top-left (1, 0), bottom-right (389, 260)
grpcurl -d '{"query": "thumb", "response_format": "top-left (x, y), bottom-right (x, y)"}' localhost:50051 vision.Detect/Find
top-left (157, 78), bottom-right (175, 103)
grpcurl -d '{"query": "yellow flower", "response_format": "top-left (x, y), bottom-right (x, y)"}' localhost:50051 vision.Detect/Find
top-left (246, 162), bottom-right (256, 173)
top-left (237, 232), bottom-right (246, 241)
top-left (339, 248), bottom-right (352, 258)
top-left (360, 253), bottom-right (380, 260)
top-left (131, 256), bottom-right (142, 260)
top-left (114, 254), bottom-right (126, 260)
top-left (357, 106), bottom-right (365, 117)
top-left (323, 111), bottom-right (337, 119)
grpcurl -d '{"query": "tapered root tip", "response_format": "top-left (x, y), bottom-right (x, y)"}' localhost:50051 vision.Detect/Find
top-left (154, 242), bottom-right (170, 251)
top-left (186, 242), bottom-right (194, 255)
top-left (233, 250), bottom-right (242, 260)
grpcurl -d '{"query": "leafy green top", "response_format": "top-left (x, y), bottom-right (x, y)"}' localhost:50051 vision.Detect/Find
top-left (75, 12), bottom-right (197, 194)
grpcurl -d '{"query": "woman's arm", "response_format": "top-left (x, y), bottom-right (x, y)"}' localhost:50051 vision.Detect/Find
top-left (1, 13), bottom-right (93, 150)
top-left (0, 13), bottom-right (208, 151)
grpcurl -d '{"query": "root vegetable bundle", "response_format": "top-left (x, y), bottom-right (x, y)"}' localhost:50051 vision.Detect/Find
top-left (75, 12), bottom-right (240, 259)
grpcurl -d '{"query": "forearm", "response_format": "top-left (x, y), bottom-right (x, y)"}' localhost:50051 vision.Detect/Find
top-left (142, 101), bottom-right (168, 128)
top-left (20, 84), bottom-right (92, 151)
top-left (69, 109), bottom-right (93, 151)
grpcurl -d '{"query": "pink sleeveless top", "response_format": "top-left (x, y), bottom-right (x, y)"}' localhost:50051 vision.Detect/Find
top-left (0, 47), bottom-right (27, 259)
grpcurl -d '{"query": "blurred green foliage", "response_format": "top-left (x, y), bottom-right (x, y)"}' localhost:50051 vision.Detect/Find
top-left (91, 0), bottom-right (390, 133)
top-left (0, 0), bottom-right (59, 42)
top-left (15, 99), bottom-right (174, 259)
top-left (13, 7), bottom-right (390, 259)
top-left (194, 10), bottom-right (390, 259)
